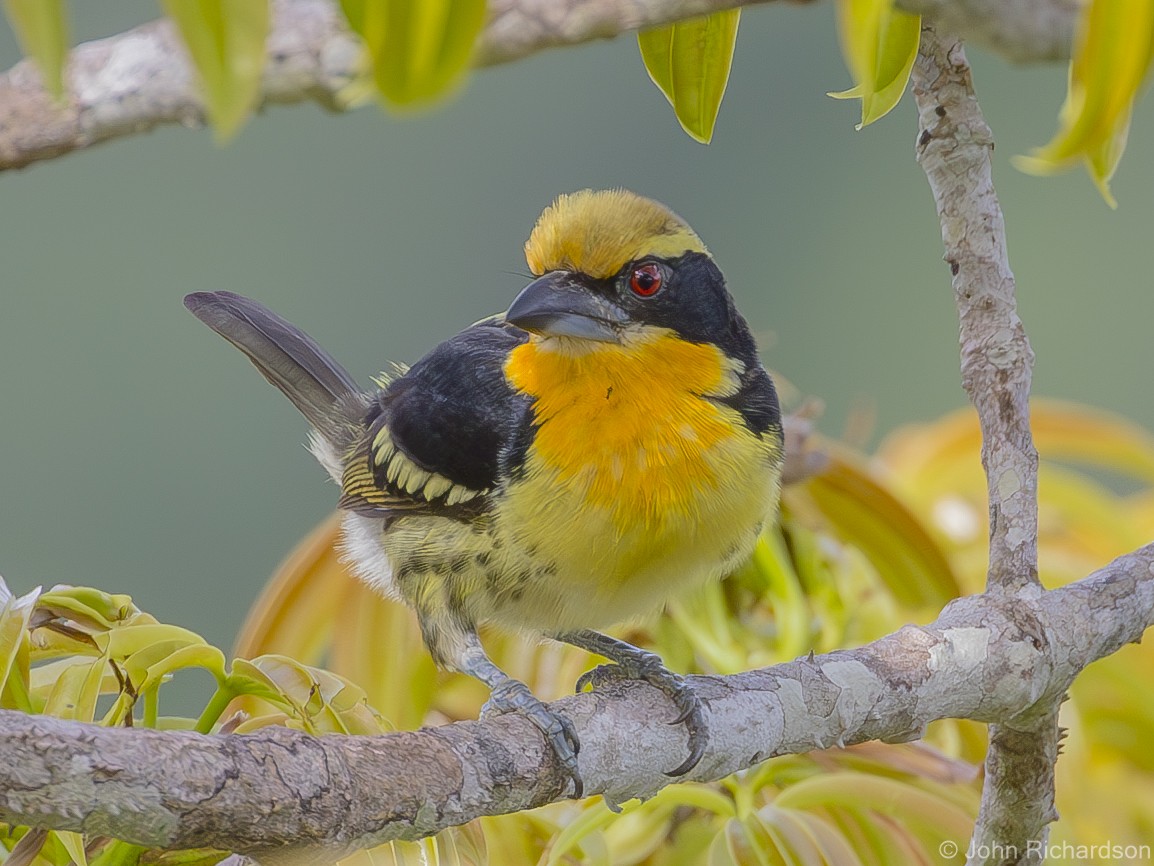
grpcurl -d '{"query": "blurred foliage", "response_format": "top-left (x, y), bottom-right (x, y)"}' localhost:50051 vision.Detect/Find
top-left (161, 0), bottom-right (269, 141)
top-left (1015, 0), bottom-right (1154, 207)
top-left (340, 0), bottom-right (487, 107)
top-left (3, 399), bottom-right (1154, 862)
top-left (829, 0), bottom-right (920, 129)
top-left (2, 0), bottom-right (1153, 199)
top-left (1, 0), bottom-right (67, 98)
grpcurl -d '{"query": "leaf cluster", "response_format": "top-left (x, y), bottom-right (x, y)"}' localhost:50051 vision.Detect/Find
top-left (3, 0), bottom-right (1151, 199)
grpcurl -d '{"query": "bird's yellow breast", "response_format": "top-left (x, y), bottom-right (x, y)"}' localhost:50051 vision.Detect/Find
top-left (505, 331), bottom-right (746, 523)
top-left (496, 329), bottom-right (780, 630)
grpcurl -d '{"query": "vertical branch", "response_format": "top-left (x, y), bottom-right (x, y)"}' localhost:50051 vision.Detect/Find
top-left (911, 26), bottom-right (1040, 595)
top-left (911, 24), bottom-right (1053, 866)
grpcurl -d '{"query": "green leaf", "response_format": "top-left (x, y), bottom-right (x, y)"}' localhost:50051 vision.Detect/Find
top-left (224, 657), bottom-right (291, 706)
top-left (638, 10), bottom-right (740, 144)
top-left (3, 0), bottom-right (69, 99)
top-left (340, 0), bottom-right (487, 107)
top-left (139, 847), bottom-right (226, 866)
top-left (244, 654), bottom-right (388, 734)
top-left (94, 623), bottom-right (207, 659)
top-left (0, 584), bottom-right (38, 700)
top-left (30, 656), bottom-right (119, 703)
top-left (91, 842), bottom-right (149, 866)
top-left (829, 0), bottom-right (920, 128)
top-left (43, 656), bottom-right (106, 722)
top-left (122, 641), bottom-right (227, 691)
top-left (54, 831), bottom-right (89, 866)
top-left (161, 0), bottom-right (269, 140)
top-left (38, 586), bottom-right (137, 631)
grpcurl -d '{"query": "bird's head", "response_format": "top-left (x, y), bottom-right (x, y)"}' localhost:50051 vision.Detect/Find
top-left (507, 189), bottom-right (747, 353)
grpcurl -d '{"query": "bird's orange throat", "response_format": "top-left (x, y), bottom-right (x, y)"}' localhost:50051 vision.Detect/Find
top-left (503, 329), bottom-right (765, 527)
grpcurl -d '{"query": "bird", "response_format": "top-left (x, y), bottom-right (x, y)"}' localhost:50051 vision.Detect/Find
top-left (184, 189), bottom-right (783, 797)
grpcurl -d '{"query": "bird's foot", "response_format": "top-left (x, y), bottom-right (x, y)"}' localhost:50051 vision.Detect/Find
top-left (482, 679), bottom-right (583, 797)
top-left (575, 648), bottom-right (707, 777)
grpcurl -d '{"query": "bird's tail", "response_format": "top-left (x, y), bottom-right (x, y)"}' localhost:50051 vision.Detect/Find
top-left (184, 291), bottom-right (365, 448)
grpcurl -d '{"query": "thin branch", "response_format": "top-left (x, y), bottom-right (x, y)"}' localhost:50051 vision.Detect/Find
top-left (912, 28), bottom-right (1039, 596)
top-left (1, 547), bottom-right (1152, 863)
top-left (0, 0), bottom-right (772, 173)
top-left (0, 0), bottom-right (1076, 173)
top-left (895, 0), bottom-right (1078, 63)
top-left (911, 25), bottom-right (1056, 866)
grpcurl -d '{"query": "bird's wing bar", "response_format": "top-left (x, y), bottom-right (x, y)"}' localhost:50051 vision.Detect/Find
top-left (338, 319), bottom-right (531, 517)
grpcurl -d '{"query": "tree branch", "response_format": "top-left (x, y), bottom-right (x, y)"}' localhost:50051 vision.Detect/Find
top-left (913, 27), bottom-right (1039, 598)
top-left (0, 0), bottom-right (1077, 173)
top-left (910, 24), bottom-right (1063, 866)
top-left (2, 547), bottom-right (1152, 862)
top-left (895, 0), bottom-right (1077, 63)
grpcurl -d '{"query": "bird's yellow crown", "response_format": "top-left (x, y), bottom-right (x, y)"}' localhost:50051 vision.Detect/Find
top-left (524, 189), bottom-right (708, 279)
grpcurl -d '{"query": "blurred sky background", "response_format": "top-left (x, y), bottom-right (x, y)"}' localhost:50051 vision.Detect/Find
top-left (2, 2), bottom-right (1153, 661)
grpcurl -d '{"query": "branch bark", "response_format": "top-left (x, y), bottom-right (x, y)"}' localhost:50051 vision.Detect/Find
top-left (910, 24), bottom-right (1060, 866)
top-left (0, 0), bottom-right (1077, 173)
top-left (1, 549), bottom-right (1152, 862)
top-left (895, 0), bottom-right (1078, 63)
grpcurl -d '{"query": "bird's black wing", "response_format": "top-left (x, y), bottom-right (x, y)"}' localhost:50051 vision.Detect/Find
top-left (339, 318), bottom-right (531, 517)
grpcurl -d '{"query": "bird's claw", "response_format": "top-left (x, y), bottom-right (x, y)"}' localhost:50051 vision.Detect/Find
top-left (663, 680), bottom-right (707, 777)
top-left (575, 650), bottom-right (708, 777)
top-left (575, 662), bottom-right (628, 693)
top-left (483, 680), bottom-right (583, 798)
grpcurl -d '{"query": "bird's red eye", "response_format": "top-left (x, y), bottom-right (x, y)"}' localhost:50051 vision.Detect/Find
top-left (629, 263), bottom-right (664, 297)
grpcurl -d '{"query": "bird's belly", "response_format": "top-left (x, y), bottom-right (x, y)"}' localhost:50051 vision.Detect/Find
top-left (488, 433), bottom-right (780, 633)
top-left (340, 422), bottom-right (780, 636)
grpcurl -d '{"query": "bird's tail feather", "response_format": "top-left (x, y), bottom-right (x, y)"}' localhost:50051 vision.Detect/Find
top-left (184, 291), bottom-right (364, 445)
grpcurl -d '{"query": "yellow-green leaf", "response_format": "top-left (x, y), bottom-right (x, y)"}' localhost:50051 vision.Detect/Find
top-left (30, 656), bottom-right (120, 703)
top-left (95, 842), bottom-right (152, 866)
top-left (161, 0), bottom-right (269, 140)
top-left (638, 10), bottom-right (740, 144)
top-left (53, 830), bottom-right (89, 866)
top-left (139, 849), bottom-right (228, 866)
top-left (340, 0), bottom-right (487, 107)
top-left (38, 586), bottom-right (137, 632)
top-left (124, 642), bottom-right (228, 694)
top-left (94, 622), bottom-right (207, 660)
top-left (1014, 0), bottom-right (1154, 206)
top-left (0, 584), bottom-right (38, 697)
top-left (3, 0), bottom-right (69, 99)
top-left (247, 654), bottom-right (387, 734)
top-left (43, 655), bottom-right (106, 721)
top-left (224, 657), bottom-right (291, 705)
top-left (830, 0), bottom-right (920, 128)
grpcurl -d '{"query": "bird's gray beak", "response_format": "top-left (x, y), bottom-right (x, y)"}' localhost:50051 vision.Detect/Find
top-left (506, 272), bottom-right (627, 343)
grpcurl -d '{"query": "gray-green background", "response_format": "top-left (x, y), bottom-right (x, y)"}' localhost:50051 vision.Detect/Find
top-left (2, 3), bottom-right (1151, 657)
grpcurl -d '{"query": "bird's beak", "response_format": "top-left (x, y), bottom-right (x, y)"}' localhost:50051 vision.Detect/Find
top-left (506, 272), bottom-right (627, 343)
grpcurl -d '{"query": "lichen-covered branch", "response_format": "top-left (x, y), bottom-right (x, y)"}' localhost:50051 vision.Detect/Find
top-left (912, 29), bottom-right (1039, 596)
top-left (0, 0), bottom-right (770, 172)
top-left (0, 0), bottom-right (1077, 173)
top-left (910, 24), bottom-right (1055, 866)
top-left (1, 547), bottom-right (1151, 863)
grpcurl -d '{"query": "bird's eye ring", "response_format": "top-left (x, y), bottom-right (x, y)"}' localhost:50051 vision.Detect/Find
top-left (629, 263), bottom-right (664, 297)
